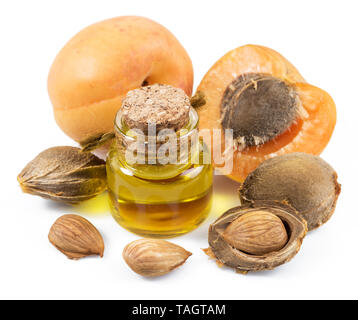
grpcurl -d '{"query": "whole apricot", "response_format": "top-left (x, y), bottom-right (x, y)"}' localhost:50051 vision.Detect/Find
top-left (48, 16), bottom-right (193, 144)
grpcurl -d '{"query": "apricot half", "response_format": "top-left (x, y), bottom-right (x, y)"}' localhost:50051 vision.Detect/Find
top-left (48, 16), bottom-right (193, 144)
top-left (196, 44), bottom-right (336, 182)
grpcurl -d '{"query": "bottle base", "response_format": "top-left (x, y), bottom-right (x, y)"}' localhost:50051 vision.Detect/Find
top-left (109, 189), bottom-right (212, 238)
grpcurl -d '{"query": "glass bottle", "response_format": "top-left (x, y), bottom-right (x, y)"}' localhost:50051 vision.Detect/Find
top-left (106, 107), bottom-right (213, 238)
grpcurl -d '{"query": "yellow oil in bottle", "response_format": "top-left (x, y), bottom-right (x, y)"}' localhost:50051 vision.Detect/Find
top-left (107, 86), bottom-right (214, 238)
top-left (106, 139), bottom-right (213, 237)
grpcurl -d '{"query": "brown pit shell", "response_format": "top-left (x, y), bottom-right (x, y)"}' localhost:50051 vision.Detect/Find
top-left (207, 201), bottom-right (307, 273)
top-left (239, 152), bottom-right (341, 231)
top-left (221, 73), bottom-right (300, 149)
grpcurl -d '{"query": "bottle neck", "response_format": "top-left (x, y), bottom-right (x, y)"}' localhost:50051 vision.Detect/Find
top-left (114, 107), bottom-right (199, 180)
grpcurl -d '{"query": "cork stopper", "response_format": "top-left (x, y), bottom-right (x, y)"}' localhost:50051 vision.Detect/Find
top-left (121, 84), bottom-right (191, 134)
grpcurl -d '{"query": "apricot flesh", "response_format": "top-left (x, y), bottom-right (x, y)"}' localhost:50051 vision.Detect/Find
top-left (48, 16), bottom-right (193, 144)
top-left (196, 44), bottom-right (336, 182)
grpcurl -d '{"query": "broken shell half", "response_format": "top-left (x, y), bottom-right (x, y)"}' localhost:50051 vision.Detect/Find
top-left (207, 201), bottom-right (307, 273)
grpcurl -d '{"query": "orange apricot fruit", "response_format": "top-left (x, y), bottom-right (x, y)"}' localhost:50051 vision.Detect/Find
top-left (48, 16), bottom-right (193, 144)
top-left (196, 44), bottom-right (336, 182)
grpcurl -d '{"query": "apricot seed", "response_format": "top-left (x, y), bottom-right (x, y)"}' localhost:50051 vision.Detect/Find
top-left (222, 210), bottom-right (288, 255)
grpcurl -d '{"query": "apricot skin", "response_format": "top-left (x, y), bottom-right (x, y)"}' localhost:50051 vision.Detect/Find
top-left (48, 16), bottom-right (193, 143)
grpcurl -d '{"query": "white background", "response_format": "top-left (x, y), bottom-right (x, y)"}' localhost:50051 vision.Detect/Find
top-left (1, 0), bottom-right (357, 300)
